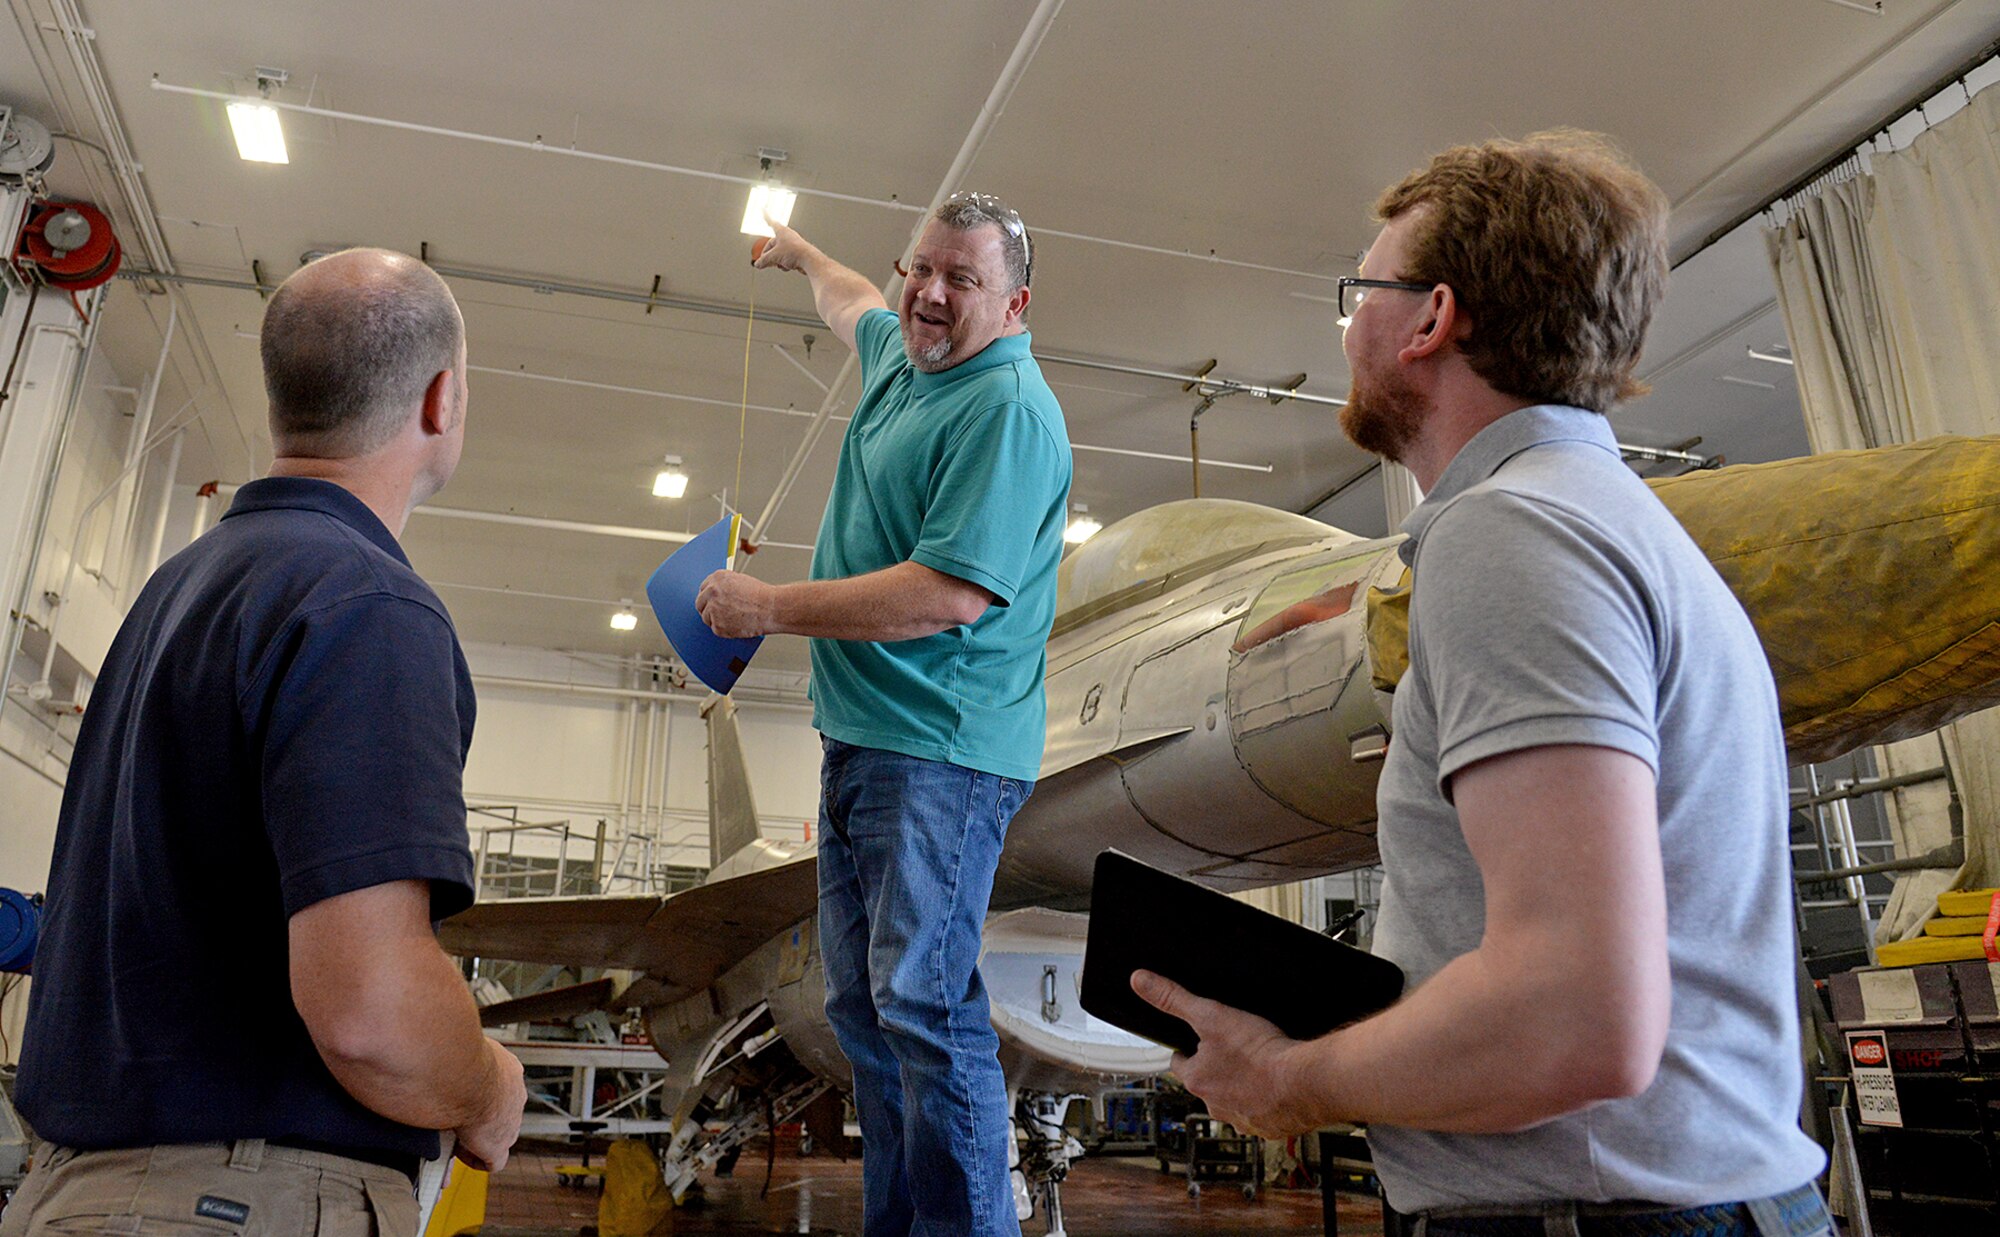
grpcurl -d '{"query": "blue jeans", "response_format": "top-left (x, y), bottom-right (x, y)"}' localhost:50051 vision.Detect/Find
top-left (817, 738), bottom-right (1030, 1237)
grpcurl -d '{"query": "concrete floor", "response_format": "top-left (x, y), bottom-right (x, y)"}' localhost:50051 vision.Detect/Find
top-left (479, 1139), bottom-right (2000, 1236)
top-left (481, 1139), bottom-right (1388, 1235)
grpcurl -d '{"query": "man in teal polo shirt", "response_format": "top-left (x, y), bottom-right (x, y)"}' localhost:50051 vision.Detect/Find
top-left (697, 192), bottom-right (1070, 1237)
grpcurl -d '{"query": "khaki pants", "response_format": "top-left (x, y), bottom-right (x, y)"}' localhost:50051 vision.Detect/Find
top-left (0, 1141), bottom-right (419, 1236)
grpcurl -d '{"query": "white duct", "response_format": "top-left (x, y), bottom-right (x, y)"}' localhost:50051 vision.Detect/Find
top-left (104, 302), bottom-right (175, 591)
top-left (133, 430), bottom-right (183, 591)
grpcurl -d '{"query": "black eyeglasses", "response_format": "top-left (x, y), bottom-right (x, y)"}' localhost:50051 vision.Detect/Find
top-left (1337, 277), bottom-right (1434, 320)
top-left (944, 190), bottom-right (1033, 286)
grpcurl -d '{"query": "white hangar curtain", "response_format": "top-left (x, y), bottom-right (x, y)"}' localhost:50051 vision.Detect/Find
top-left (1766, 81), bottom-right (2000, 942)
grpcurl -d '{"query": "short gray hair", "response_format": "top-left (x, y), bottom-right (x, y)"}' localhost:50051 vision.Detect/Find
top-left (934, 192), bottom-right (1032, 292)
top-left (261, 249), bottom-right (464, 456)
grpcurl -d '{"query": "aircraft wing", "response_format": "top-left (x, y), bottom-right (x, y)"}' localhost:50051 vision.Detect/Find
top-left (477, 976), bottom-right (621, 1028)
top-left (438, 855), bottom-right (821, 1005)
top-left (438, 894), bottom-right (662, 969)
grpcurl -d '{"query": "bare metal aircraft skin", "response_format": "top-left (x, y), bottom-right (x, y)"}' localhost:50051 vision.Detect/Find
top-left (999, 499), bottom-right (1403, 910)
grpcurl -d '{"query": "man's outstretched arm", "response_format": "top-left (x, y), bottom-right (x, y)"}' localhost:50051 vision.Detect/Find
top-left (753, 220), bottom-right (888, 352)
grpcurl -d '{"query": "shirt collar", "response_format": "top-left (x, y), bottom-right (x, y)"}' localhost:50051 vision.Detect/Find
top-left (222, 476), bottom-right (411, 566)
top-left (907, 329), bottom-right (1034, 393)
top-left (1398, 404), bottom-right (1618, 564)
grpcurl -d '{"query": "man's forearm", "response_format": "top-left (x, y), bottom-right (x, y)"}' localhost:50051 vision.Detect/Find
top-left (1284, 934), bottom-right (1656, 1134)
top-left (309, 940), bottom-right (509, 1131)
top-left (769, 561), bottom-right (988, 641)
top-left (293, 878), bottom-right (514, 1134)
top-left (798, 250), bottom-right (882, 322)
top-left (785, 247), bottom-right (887, 349)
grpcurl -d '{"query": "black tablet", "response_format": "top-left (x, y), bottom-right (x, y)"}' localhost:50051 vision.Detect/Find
top-left (1079, 850), bottom-right (1405, 1056)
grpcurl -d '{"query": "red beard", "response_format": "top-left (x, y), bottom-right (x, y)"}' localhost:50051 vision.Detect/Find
top-left (1339, 364), bottom-right (1427, 463)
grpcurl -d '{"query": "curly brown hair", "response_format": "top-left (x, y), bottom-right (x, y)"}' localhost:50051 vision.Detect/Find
top-left (1374, 129), bottom-right (1668, 412)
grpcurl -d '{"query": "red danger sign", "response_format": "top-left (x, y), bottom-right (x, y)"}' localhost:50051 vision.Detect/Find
top-left (1846, 1029), bottom-right (1902, 1127)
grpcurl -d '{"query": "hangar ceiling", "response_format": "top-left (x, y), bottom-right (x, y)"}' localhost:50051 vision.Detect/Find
top-left (4, 0), bottom-right (1998, 675)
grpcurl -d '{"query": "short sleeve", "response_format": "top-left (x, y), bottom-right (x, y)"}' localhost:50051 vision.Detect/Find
top-left (1414, 490), bottom-right (1661, 796)
top-left (259, 595), bottom-right (476, 920)
top-left (910, 403), bottom-right (1069, 606)
top-left (854, 307), bottom-right (904, 386)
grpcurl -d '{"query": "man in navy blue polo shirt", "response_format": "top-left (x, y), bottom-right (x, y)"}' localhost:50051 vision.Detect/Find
top-left (698, 196), bottom-right (1069, 1237)
top-left (7, 248), bottom-right (524, 1236)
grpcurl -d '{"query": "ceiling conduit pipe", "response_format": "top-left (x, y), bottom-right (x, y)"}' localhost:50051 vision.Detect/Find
top-left (208, 484), bottom-right (811, 548)
top-left (52, 1), bottom-right (255, 477)
top-left (145, 266), bottom-right (1317, 417)
top-left (148, 81), bottom-right (927, 218)
top-left (748, 0), bottom-right (1068, 547)
top-left (138, 266), bottom-right (1293, 466)
top-left (1041, 352), bottom-right (1345, 408)
top-left (51, 1), bottom-right (173, 271)
top-left (239, 316), bottom-right (1277, 473)
top-left (427, 261), bottom-right (822, 329)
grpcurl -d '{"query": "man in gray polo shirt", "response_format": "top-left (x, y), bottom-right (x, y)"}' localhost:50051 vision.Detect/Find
top-left (1133, 132), bottom-right (1830, 1235)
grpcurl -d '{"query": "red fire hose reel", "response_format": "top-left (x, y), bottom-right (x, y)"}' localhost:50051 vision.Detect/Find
top-left (14, 199), bottom-right (122, 292)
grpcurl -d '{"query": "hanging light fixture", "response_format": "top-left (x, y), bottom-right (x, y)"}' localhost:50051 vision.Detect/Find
top-left (740, 147), bottom-right (796, 238)
top-left (227, 67), bottom-right (290, 164)
top-left (653, 454), bottom-right (688, 499)
top-left (1063, 504), bottom-right (1102, 544)
top-left (610, 600), bottom-right (639, 632)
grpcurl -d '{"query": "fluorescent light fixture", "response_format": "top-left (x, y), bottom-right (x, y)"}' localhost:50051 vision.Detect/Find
top-left (1063, 505), bottom-right (1102, 544)
top-left (1746, 347), bottom-right (1795, 367)
top-left (226, 101), bottom-right (288, 164)
top-left (610, 603), bottom-right (639, 632)
top-left (740, 183), bottom-right (797, 238)
top-left (653, 455), bottom-right (688, 499)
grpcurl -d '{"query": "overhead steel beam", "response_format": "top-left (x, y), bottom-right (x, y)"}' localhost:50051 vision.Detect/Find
top-left (121, 262), bottom-right (1315, 425)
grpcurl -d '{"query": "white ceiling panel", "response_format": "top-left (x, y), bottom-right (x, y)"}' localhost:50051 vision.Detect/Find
top-left (4, 0), bottom-right (1997, 670)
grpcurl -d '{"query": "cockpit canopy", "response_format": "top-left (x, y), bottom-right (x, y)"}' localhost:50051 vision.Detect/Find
top-left (1054, 499), bottom-right (1356, 632)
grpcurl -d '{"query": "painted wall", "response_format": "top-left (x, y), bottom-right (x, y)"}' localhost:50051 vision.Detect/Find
top-left (457, 643), bottom-right (823, 877)
top-left (0, 308), bottom-right (151, 888)
top-left (0, 260), bottom-right (153, 1065)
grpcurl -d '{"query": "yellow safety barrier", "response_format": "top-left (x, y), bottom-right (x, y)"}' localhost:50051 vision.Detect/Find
top-left (423, 1165), bottom-right (488, 1237)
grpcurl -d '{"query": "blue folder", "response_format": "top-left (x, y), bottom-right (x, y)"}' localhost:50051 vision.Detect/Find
top-left (646, 514), bottom-right (764, 694)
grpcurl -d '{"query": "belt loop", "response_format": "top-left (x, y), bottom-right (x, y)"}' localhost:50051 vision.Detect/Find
top-left (1544, 1203), bottom-right (1582, 1237)
top-left (228, 1138), bottom-right (266, 1172)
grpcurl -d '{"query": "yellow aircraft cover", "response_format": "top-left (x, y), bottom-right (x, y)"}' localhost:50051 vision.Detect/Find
top-left (1924, 914), bottom-right (1996, 937)
top-left (1368, 435), bottom-right (2000, 765)
top-left (1875, 934), bottom-right (1991, 968)
top-left (1937, 887), bottom-right (2000, 917)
